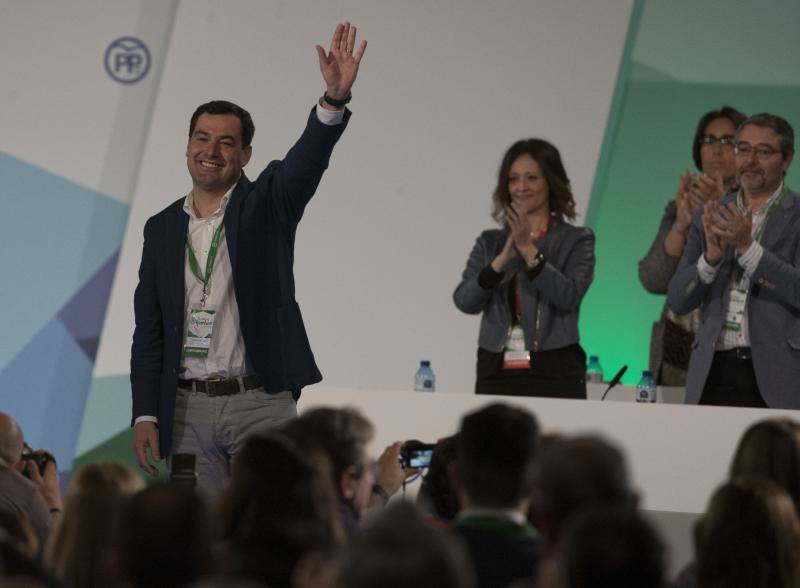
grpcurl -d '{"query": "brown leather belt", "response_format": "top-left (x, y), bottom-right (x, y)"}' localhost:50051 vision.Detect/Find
top-left (177, 375), bottom-right (261, 397)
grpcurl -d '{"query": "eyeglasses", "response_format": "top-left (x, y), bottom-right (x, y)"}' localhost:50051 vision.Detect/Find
top-left (734, 142), bottom-right (781, 158)
top-left (701, 135), bottom-right (735, 149)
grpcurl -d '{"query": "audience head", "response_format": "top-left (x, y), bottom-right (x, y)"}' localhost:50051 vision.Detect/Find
top-left (691, 106), bottom-right (746, 173)
top-left (730, 417), bottom-right (800, 512)
top-left (116, 483), bottom-right (211, 588)
top-left (543, 506), bottom-right (665, 588)
top-left (337, 502), bottom-right (475, 588)
top-left (695, 477), bottom-right (800, 588)
top-left (531, 435), bottom-right (636, 550)
top-left (456, 403), bottom-right (539, 510)
top-left (284, 407), bottom-right (376, 516)
top-left (217, 433), bottom-right (343, 585)
top-left (43, 461), bottom-right (144, 588)
top-left (0, 411), bottom-right (24, 467)
top-left (417, 435), bottom-right (460, 523)
top-left (492, 138), bottom-right (576, 224)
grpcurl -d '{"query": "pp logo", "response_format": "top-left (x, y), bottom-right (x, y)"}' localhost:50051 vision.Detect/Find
top-left (104, 37), bottom-right (151, 84)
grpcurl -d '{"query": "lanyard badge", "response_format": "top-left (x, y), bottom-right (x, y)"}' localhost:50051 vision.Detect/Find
top-left (183, 222), bottom-right (224, 358)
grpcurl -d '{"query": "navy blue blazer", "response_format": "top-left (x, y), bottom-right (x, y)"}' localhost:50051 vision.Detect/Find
top-left (131, 107), bottom-right (351, 457)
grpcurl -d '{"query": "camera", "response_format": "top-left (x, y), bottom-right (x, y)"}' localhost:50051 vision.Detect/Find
top-left (400, 440), bottom-right (436, 469)
top-left (20, 443), bottom-right (52, 478)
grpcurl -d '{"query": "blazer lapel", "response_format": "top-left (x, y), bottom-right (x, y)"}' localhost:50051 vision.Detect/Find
top-left (224, 174), bottom-right (250, 275)
top-left (167, 204), bottom-right (189, 319)
top-left (759, 189), bottom-right (795, 252)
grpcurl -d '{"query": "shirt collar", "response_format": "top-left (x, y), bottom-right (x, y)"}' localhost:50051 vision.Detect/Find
top-left (737, 181), bottom-right (784, 216)
top-left (183, 183), bottom-right (236, 221)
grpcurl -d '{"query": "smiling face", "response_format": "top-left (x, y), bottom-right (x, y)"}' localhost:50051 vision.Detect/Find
top-left (508, 153), bottom-right (550, 216)
top-left (700, 117), bottom-right (737, 185)
top-left (186, 113), bottom-right (252, 196)
top-left (735, 124), bottom-right (793, 198)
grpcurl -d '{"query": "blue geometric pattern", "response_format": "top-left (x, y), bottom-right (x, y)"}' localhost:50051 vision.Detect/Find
top-left (0, 152), bottom-right (129, 373)
top-left (0, 151), bottom-right (129, 467)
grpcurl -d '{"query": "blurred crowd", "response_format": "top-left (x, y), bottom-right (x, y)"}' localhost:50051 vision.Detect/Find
top-left (2, 405), bottom-right (800, 588)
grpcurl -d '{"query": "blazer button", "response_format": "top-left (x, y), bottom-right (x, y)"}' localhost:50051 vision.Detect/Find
top-left (757, 277), bottom-right (764, 284)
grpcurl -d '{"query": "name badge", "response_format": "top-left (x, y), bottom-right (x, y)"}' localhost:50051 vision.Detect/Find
top-left (723, 287), bottom-right (747, 332)
top-left (184, 303), bottom-right (217, 358)
top-left (503, 325), bottom-right (531, 369)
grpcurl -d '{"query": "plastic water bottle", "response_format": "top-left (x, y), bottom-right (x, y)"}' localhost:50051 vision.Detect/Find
top-left (414, 361), bottom-right (435, 392)
top-left (635, 370), bottom-right (657, 403)
top-left (586, 355), bottom-right (604, 384)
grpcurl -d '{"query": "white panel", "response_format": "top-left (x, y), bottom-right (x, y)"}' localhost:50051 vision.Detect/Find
top-left (0, 0), bottom-right (175, 203)
top-left (96, 0), bottom-right (634, 403)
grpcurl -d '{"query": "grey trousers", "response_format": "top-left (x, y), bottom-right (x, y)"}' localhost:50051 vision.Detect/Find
top-left (171, 385), bottom-right (297, 498)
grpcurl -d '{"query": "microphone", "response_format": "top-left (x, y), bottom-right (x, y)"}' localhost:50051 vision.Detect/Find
top-left (600, 365), bottom-right (628, 401)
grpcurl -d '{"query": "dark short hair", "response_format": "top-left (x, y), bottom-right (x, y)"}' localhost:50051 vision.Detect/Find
top-left (340, 503), bottom-right (474, 588)
top-left (491, 139), bottom-right (576, 224)
top-left (691, 106), bottom-right (747, 170)
top-left (736, 112), bottom-right (796, 160)
top-left (189, 100), bottom-right (255, 147)
top-left (531, 435), bottom-right (636, 547)
top-left (559, 507), bottom-right (665, 588)
top-left (457, 403), bottom-right (539, 508)
top-left (283, 407), bottom-right (374, 496)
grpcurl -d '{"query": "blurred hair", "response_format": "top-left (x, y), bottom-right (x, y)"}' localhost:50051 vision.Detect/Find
top-left (283, 407), bottom-right (374, 500)
top-left (556, 506), bottom-right (665, 588)
top-left (117, 483), bottom-right (211, 588)
top-left (417, 435), bottom-right (460, 523)
top-left (338, 502), bottom-right (475, 588)
top-left (531, 435), bottom-right (636, 548)
top-left (730, 418), bottom-right (800, 513)
top-left (491, 139), bottom-right (576, 224)
top-left (218, 432), bottom-right (344, 546)
top-left (44, 461), bottom-right (144, 588)
top-left (696, 477), bottom-right (800, 588)
top-left (691, 106), bottom-right (747, 169)
top-left (457, 403), bottom-right (539, 508)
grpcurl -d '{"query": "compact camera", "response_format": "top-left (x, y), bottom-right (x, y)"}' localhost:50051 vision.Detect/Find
top-left (20, 443), bottom-right (52, 477)
top-left (400, 440), bottom-right (436, 469)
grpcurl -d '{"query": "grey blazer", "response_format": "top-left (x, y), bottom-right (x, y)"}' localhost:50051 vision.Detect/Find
top-left (453, 223), bottom-right (595, 353)
top-left (667, 189), bottom-right (800, 408)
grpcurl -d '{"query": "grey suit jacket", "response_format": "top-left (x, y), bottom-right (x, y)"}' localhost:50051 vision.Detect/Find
top-left (667, 189), bottom-right (800, 408)
top-left (453, 223), bottom-right (595, 353)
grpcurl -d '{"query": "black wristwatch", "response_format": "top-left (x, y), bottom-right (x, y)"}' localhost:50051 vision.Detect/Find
top-left (323, 92), bottom-right (352, 108)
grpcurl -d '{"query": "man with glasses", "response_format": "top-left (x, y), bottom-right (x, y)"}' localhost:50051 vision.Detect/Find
top-left (668, 113), bottom-right (798, 408)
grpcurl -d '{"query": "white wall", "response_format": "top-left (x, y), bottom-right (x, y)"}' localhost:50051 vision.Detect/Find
top-left (96, 0), bottom-right (634, 398)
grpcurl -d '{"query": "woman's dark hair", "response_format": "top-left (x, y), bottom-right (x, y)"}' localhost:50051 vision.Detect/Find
top-left (729, 418), bottom-right (800, 513)
top-left (691, 106), bottom-right (747, 169)
top-left (491, 139), bottom-right (576, 224)
top-left (696, 478), bottom-right (800, 588)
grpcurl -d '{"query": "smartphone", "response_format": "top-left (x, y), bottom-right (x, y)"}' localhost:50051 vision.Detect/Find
top-left (401, 440), bottom-right (436, 469)
top-left (169, 453), bottom-right (197, 487)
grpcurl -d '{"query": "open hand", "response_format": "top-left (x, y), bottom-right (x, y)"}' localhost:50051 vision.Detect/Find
top-left (316, 22), bottom-right (367, 102)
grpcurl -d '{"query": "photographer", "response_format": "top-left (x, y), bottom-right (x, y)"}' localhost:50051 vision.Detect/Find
top-left (0, 411), bottom-right (62, 549)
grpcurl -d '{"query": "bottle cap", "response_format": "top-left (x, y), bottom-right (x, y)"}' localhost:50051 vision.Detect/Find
top-left (421, 360), bottom-right (430, 367)
top-left (589, 355), bottom-right (599, 362)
